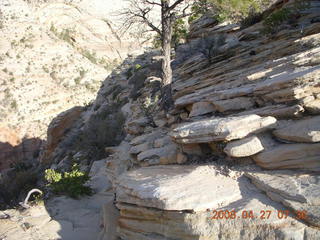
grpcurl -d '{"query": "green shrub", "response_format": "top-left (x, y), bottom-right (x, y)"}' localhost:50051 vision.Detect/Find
top-left (152, 18), bottom-right (188, 49)
top-left (10, 100), bottom-right (17, 109)
top-left (189, 0), bottom-right (270, 23)
top-left (135, 64), bottom-right (142, 71)
top-left (45, 164), bottom-right (92, 198)
top-left (262, 0), bottom-right (310, 34)
top-left (80, 49), bottom-right (98, 64)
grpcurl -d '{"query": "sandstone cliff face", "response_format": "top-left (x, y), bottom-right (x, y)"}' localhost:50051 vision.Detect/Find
top-left (37, 0), bottom-right (320, 239)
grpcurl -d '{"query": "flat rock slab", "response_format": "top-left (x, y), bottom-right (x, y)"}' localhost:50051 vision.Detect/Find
top-left (116, 165), bottom-right (243, 211)
top-left (224, 135), bottom-right (264, 157)
top-left (253, 143), bottom-right (320, 170)
top-left (273, 116), bottom-right (320, 143)
top-left (245, 170), bottom-right (320, 227)
top-left (170, 114), bottom-right (277, 144)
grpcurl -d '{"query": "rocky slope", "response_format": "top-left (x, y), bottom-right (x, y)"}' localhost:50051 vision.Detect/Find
top-left (103, 1), bottom-right (320, 239)
top-left (1, 0), bottom-right (320, 239)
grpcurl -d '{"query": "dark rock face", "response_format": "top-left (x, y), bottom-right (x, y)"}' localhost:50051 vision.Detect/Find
top-left (40, 106), bottom-right (84, 165)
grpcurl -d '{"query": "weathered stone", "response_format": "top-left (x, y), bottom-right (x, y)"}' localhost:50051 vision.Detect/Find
top-left (253, 143), bottom-right (320, 170)
top-left (41, 106), bottom-right (83, 164)
top-left (234, 104), bottom-right (304, 119)
top-left (125, 117), bottom-right (149, 135)
top-left (129, 142), bottom-right (150, 155)
top-left (153, 136), bottom-right (172, 148)
top-left (170, 114), bottom-right (277, 144)
top-left (106, 141), bottom-right (133, 188)
top-left (212, 97), bottom-right (254, 113)
top-left (137, 144), bottom-right (177, 166)
top-left (245, 170), bottom-right (320, 227)
top-left (179, 112), bottom-right (189, 120)
top-left (189, 101), bottom-right (215, 117)
top-left (153, 118), bottom-right (167, 127)
top-left (304, 99), bottom-right (320, 114)
top-left (273, 116), bottom-right (320, 143)
top-left (176, 153), bottom-right (188, 164)
top-left (181, 143), bottom-right (203, 155)
top-left (224, 136), bottom-right (264, 157)
top-left (130, 129), bottom-right (165, 146)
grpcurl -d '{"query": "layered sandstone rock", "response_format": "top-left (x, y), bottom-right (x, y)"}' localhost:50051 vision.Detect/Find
top-left (253, 143), bottom-right (320, 170)
top-left (170, 115), bottom-right (277, 144)
top-left (273, 116), bottom-right (320, 143)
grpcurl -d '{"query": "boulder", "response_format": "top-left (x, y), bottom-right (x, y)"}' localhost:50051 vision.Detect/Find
top-left (245, 170), bottom-right (320, 227)
top-left (273, 116), bottom-right (320, 143)
top-left (253, 143), bottom-right (320, 170)
top-left (224, 135), bottom-right (264, 157)
top-left (170, 114), bottom-right (277, 144)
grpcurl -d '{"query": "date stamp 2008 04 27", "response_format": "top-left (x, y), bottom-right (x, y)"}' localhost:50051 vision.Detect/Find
top-left (208, 209), bottom-right (308, 220)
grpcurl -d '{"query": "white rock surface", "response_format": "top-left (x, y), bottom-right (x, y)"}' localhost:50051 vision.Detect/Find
top-left (117, 165), bottom-right (242, 211)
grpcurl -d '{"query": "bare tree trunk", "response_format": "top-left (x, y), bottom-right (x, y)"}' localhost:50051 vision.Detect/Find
top-left (161, 0), bottom-right (174, 112)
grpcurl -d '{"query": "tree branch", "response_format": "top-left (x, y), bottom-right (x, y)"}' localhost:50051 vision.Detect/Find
top-left (174, 3), bottom-right (191, 19)
top-left (144, 0), bottom-right (161, 6)
top-left (168, 0), bottom-right (185, 11)
top-left (118, 3), bottom-right (162, 36)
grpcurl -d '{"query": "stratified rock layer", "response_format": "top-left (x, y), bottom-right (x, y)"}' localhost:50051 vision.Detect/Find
top-left (273, 116), bottom-right (320, 143)
top-left (170, 115), bottom-right (277, 144)
top-left (253, 143), bottom-right (320, 170)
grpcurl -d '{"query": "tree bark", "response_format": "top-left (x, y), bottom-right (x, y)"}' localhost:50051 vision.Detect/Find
top-left (161, 0), bottom-right (174, 112)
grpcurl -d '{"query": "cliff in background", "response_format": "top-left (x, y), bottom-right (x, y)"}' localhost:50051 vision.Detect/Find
top-left (1, 0), bottom-right (320, 239)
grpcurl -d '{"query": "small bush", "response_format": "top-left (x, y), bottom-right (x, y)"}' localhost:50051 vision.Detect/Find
top-left (45, 164), bottom-right (92, 198)
top-left (10, 100), bottom-right (17, 109)
top-left (240, 8), bottom-right (264, 28)
top-left (0, 169), bottom-right (38, 208)
top-left (189, 0), bottom-right (271, 23)
top-left (81, 49), bottom-right (98, 64)
top-left (262, 0), bottom-right (311, 34)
